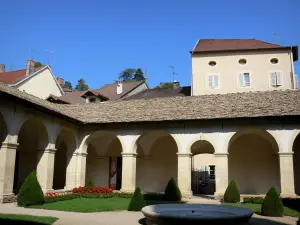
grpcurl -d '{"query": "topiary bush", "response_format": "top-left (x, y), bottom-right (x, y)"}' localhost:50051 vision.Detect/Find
top-left (261, 187), bottom-right (283, 217)
top-left (17, 171), bottom-right (44, 206)
top-left (128, 187), bottom-right (146, 211)
top-left (164, 178), bottom-right (182, 201)
top-left (86, 180), bottom-right (96, 188)
top-left (223, 180), bottom-right (240, 203)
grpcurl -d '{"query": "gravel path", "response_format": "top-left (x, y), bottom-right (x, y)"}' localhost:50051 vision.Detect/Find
top-left (0, 202), bottom-right (297, 225)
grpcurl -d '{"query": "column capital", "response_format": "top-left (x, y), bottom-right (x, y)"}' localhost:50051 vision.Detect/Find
top-left (75, 152), bottom-right (88, 157)
top-left (278, 152), bottom-right (294, 157)
top-left (45, 148), bottom-right (56, 154)
top-left (122, 152), bottom-right (137, 157)
top-left (177, 153), bottom-right (192, 157)
top-left (1, 142), bottom-right (18, 150)
top-left (214, 153), bottom-right (229, 157)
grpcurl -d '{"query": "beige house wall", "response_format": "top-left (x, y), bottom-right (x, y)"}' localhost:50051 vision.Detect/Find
top-left (192, 49), bottom-right (295, 95)
top-left (193, 154), bottom-right (215, 169)
top-left (16, 68), bottom-right (62, 99)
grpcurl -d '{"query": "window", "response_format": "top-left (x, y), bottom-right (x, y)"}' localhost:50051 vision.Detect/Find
top-left (239, 58), bottom-right (247, 65)
top-left (238, 72), bottom-right (251, 87)
top-left (270, 71), bottom-right (283, 87)
top-left (208, 74), bottom-right (220, 89)
top-left (270, 58), bottom-right (279, 64)
top-left (208, 61), bottom-right (216, 66)
top-left (89, 97), bottom-right (96, 103)
top-left (209, 165), bottom-right (215, 180)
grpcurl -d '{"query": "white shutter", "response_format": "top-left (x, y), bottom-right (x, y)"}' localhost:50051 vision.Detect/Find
top-left (208, 75), bottom-right (213, 88)
top-left (276, 72), bottom-right (283, 86)
top-left (239, 73), bottom-right (244, 87)
top-left (213, 75), bottom-right (219, 88)
top-left (270, 72), bottom-right (277, 86)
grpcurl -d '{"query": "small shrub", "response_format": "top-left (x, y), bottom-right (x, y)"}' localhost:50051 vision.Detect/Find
top-left (17, 171), bottom-right (45, 206)
top-left (44, 194), bottom-right (80, 203)
top-left (128, 187), bottom-right (146, 211)
top-left (164, 178), bottom-right (182, 201)
top-left (243, 197), bottom-right (264, 204)
top-left (223, 180), bottom-right (240, 203)
top-left (86, 180), bottom-right (96, 188)
top-left (261, 187), bottom-right (283, 217)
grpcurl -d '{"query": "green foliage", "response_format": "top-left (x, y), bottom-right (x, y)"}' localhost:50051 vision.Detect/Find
top-left (282, 198), bottom-right (300, 211)
top-left (223, 180), bottom-right (240, 203)
top-left (155, 82), bottom-right (174, 89)
top-left (45, 194), bottom-right (80, 204)
top-left (128, 187), bottom-right (146, 211)
top-left (63, 81), bottom-right (73, 90)
top-left (164, 178), bottom-right (182, 201)
top-left (17, 171), bottom-right (44, 206)
top-left (34, 62), bottom-right (44, 68)
top-left (119, 68), bottom-right (137, 82)
top-left (143, 193), bottom-right (165, 201)
top-left (86, 180), bottom-right (96, 188)
top-left (134, 68), bottom-right (145, 81)
top-left (74, 78), bottom-right (89, 91)
top-left (261, 187), bottom-right (283, 217)
top-left (243, 197), bottom-right (264, 204)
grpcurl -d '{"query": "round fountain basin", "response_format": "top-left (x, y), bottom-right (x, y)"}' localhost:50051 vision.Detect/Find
top-left (141, 204), bottom-right (253, 225)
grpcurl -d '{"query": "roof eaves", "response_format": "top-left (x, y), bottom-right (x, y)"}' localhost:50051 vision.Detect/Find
top-left (9, 66), bottom-right (48, 87)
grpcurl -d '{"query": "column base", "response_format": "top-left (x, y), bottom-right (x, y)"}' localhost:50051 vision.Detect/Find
top-left (0, 193), bottom-right (16, 204)
top-left (214, 192), bottom-right (224, 200)
top-left (181, 190), bottom-right (193, 199)
top-left (120, 189), bottom-right (135, 193)
top-left (280, 193), bottom-right (297, 198)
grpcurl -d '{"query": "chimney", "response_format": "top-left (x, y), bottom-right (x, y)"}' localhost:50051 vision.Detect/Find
top-left (26, 59), bottom-right (35, 76)
top-left (117, 81), bottom-right (123, 95)
top-left (57, 77), bottom-right (64, 86)
top-left (173, 80), bottom-right (180, 89)
top-left (0, 64), bottom-right (5, 73)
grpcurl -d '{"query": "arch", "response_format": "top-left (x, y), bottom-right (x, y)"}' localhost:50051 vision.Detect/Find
top-left (135, 130), bottom-right (178, 192)
top-left (293, 133), bottom-right (300, 195)
top-left (228, 128), bottom-right (280, 194)
top-left (190, 140), bottom-right (216, 195)
top-left (53, 127), bottom-right (77, 190)
top-left (0, 111), bottom-right (8, 145)
top-left (84, 131), bottom-right (123, 190)
top-left (13, 117), bottom-right (49, 193)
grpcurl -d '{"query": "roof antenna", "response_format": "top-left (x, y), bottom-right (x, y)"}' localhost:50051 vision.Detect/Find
top-left (273, 33), bottom-right (280, 45)
top-left (169, 65), bottom-right (177, 83)
top-left (44, 50), bottom-right (55, 66)
top-left (28, 47), bottom-right (34, 60)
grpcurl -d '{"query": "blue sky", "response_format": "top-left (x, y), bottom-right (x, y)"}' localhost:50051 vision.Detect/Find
top-left (0, 0), bottom-right (299, 88)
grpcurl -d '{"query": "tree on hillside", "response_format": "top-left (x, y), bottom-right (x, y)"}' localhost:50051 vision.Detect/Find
top-left (34, 62), bottom-right (44, 68)
top-left (155, 82), bottom-right (177, 89)
top-left (74, 78), bottom-right (89, 91)
top-left (119, 68), bottom-right (137, 82)
top-left (133, 68), bottom-right (146, 81)
top-left (63, 81), bottom-right (73, 90)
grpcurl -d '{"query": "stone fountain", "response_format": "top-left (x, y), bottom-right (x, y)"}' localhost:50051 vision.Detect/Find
top-left (142, 204), bottom-right (253, 225)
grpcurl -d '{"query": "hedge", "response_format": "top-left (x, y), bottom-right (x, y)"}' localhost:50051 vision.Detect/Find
top-left (261, 187), bottom-right (283, 217)
top-left (128, 187), bottom-right (146, 211)
top-left (223, 180), bottom-right (240, 203)
top-left (164, 178), bottom-right (182, 201)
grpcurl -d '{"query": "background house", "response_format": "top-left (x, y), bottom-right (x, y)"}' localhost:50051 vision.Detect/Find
top-left (0, 59), bottom-right (64, 99)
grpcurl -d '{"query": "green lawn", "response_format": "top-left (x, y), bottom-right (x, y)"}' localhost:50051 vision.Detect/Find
top-left (0, 213), bottom-right (57, 225)
top-left (30, 197), bottom-right (131, 212)
top-left (222, 203), bottom-right (300, 217)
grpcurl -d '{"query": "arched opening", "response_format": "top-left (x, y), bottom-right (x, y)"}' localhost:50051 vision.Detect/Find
top-left (228, 129), bottom-right (280, 194)
top-left (136, 131), bottom-right (178, 193)
top-left (191, 140), bottom-right (215, 195)
top-left (85, 131), bottom-right (122, 190)
top-left (293, 134), bottom-right (300, 195)
top-left (53, 128), bottom-right (76, 190)
top-left (0, 112), bottom-right (7, 146)
top-left (13, 118), bottom-right (48, 194)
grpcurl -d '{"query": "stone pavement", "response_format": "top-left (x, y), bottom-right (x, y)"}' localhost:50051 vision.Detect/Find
top-left (0, 201), bottom-right (298, 225)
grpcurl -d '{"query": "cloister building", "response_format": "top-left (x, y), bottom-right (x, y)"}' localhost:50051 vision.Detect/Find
top-left (0, 82), bottom-right (300, 202)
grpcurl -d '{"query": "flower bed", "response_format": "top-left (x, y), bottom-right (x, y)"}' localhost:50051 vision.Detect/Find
top-left (72, 186), bottom-right (112, 194)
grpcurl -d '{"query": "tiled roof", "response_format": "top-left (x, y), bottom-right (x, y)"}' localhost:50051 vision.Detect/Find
top-left (0, 66), bottom-right (45, 84)
top-left (1, 82), bottom-right (300, 124)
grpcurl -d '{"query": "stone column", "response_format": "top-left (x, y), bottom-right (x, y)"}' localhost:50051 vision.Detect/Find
top-left (279, 152), bottom-right (296, 197)
top-left (0, 142), bottom-right (18, 203)
top-left (121, 153), bottom-right (137, 192)
top-left (65, 152), bottom-right (78, 190)
top-left (214, 153), bottom-right (229, 198)
top-left (177, 153), bottom-right (193, 198)
top-left (36, 148), bottom-right (56, 192)
top-left (75, 152), bottom-right (87, 187)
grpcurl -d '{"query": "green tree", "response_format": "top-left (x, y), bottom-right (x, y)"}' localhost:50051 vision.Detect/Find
top-left (128, 187), bottom-right (146, 211)
top-left (34, 62), bottom-right (44, 68)
top-left (223, 180), bottom-right (240, 203)
top-left (119, 68), bottom-right (137, 82)
top-left (164, 178), bottom-right (182, 201)
top-left (17, 171), bottom-right (44, 206)
top-left (261, 187), bottom-right (283, 217)
top-left (63, 81), bottom-right (73, 90)
top-left (155, 82), bottom-right (174, 89)
top-left (74, 78), bottom-right (89, 91)
top-left (134, 68), bottom-right (145, 81)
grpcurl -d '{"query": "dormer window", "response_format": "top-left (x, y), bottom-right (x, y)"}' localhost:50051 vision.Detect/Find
top-left (89, 97), bottom-right (96, 103)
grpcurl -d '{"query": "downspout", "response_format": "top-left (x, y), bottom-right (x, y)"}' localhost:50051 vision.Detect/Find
top-left (289, 46), bottom-right (296, 89)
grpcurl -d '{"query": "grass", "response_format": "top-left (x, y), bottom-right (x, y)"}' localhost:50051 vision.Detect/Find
top-left (222, 202), bottom-right (300, 217)
top-left (29, 197), bottom-right (131, 212)
top-left (0, 213), bottom-right (57, 225)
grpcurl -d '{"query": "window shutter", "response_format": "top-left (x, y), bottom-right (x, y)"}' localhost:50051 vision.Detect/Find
top-left (270, 72), bottom-right (277, 86)
top-left (239, 73), bottom-right (244, 87)
top-left (208, 75), bottom-right (213, 88)
top-left (277, 72), bottom-right (283, 86)
top-left (214, 75), bottom-right (219, 88)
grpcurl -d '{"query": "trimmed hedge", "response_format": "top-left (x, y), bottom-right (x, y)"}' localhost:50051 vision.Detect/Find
top-left (45, 194), bottom-right (80, 203)
top-left (128, 187), bottom-right (146, 211)
top-left (164, 178), bottom-right (182, 201)
top-left (17, 171), bottom-right (44, 206)
top-left (243, 197), bottom-right (264, 204)
top-left (261, 187), bottom-right (283, 217)
top-left (223, 180), bottom-right (240, 203)
top-left (143, 193), bottom-right (164, 201)
top-left (86, 180), bottom-right (96, 188)
top-left (282, 198), bottom-right (300, 211)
